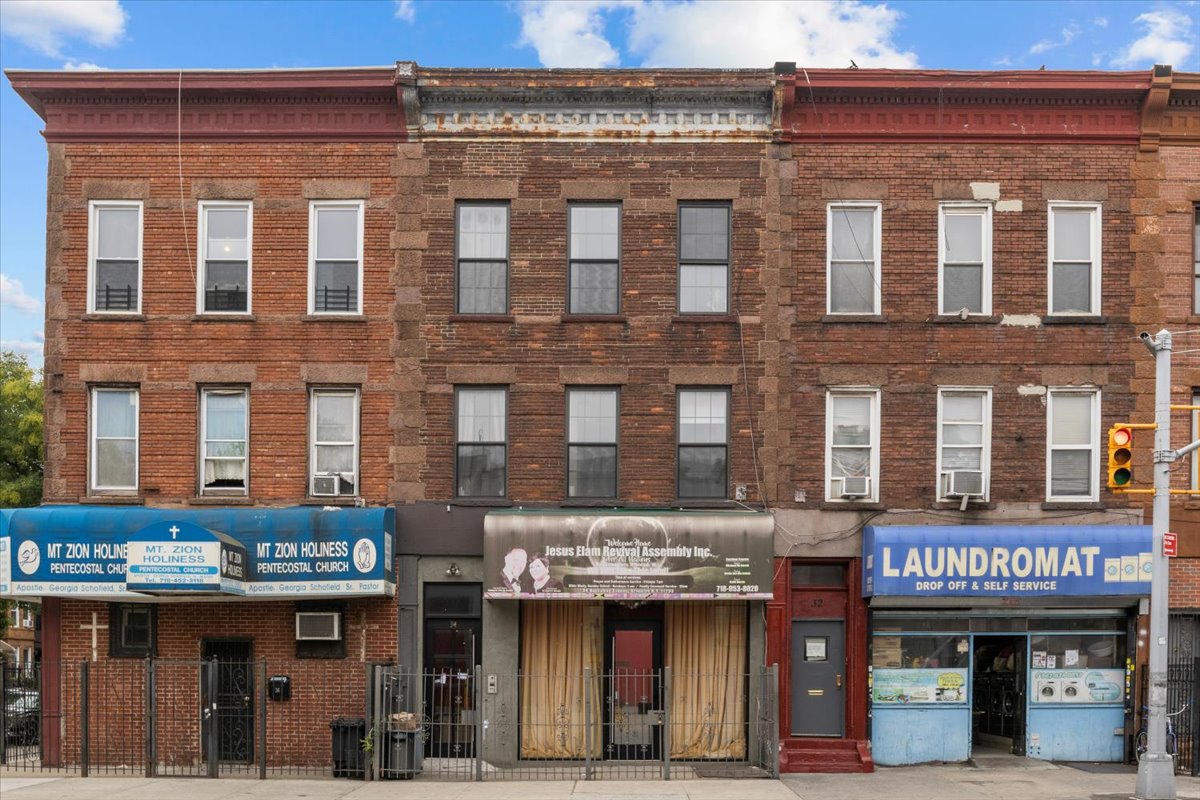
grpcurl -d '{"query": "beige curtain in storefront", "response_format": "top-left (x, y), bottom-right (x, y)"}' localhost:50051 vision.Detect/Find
top-left (519, 601), bottom-right (602, 758)
top-left (666, 601), bottom-right (747, 759)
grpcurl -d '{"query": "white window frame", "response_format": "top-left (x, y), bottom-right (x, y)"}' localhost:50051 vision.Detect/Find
top-left (938, 203), bottom-right (992, 316)
top-left (825, 388), bottom-right (881, 502)
top-left (309, 387), bottom-right (361, 497)
top-left (936, 387), bottom-right (992, 501)
top-left (826, 202), bottom-right (882, 315)
top-left (307, 200), bottom-right (365, 315)
top-left (90, 387), bottom-right (139, 493)
top-left (196, 201), bottom-right (253, 315)
top-left (87, 200), bottom-right (144, 315)
top-left (1047, 202), bottom-right (1102, 316)
top-left (199, 387), bottom-right (249, 496)
top-left (1045, 388), bottom-right (1100, 502)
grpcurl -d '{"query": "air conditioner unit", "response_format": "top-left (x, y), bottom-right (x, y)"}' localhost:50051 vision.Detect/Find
top-left (311, 474), bottom-right (341, 497)
top-left (839, 475), bottom-right (871, 498)
top-left (295, 612), bottom-right (341, 641)
top-left (945, 470), bottom-right (985, 498)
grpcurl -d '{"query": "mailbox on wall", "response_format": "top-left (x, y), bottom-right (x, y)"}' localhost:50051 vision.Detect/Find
top-left (269, 675), bottom-right (291, 701)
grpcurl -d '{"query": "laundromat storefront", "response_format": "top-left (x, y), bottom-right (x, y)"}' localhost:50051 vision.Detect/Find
top-left (863, 525), bottom-right (1150, 767)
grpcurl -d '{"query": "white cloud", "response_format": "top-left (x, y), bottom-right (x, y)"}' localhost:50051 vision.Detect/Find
top-left (993, 56), bottom-right (1014, 67)
top-left (0, 0), bottom-right (127, 58)
top-left (517, 0), bottom-right (627, 68)
top-left (1094, 17), bottom-right (1108, 29)
top-left (517, 0), bottom-right (918, 69)
top-left (394, 0), bottom-right (415, 22)
top-left (1112, 9), bottom-right (1194, 68)
top-left (0, 274), bottom-right (41, 314)
top-left (1029, 22), bottom-right (1080, 55)
top-left (62, 60), bottom-right (108, 71)
top-left (0, 339), bottom-right (44, 357)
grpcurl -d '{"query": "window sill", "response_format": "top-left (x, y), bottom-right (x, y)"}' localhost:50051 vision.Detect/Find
top-left (560, 499), bottom-right (624, 508)
top-left (81, 495), bottom-right (145, 505)
top-left (1041, 315), bottom-right (1109, 325)
top-left (931, 500), bottom-right (997, 511)
top-left (816, 500), bottom-right (885, 510)
top-left (188, 496), bottom-right (254, 506)
top-left (191, 314), bottom-right (256, 322)
top-left (821, 314), bottom-right (888, 324)
top-left (562, 314), bottom-right (627, 324)
top-left (83, 313), bottom-right (146, 322)
top-left (1041, 501), bottom-right (1106, 511)
top-left (450, 498), bottom-right (514, 507)
top-left (449, 314), bottom-right (516, 324)
top-left (670, 498), bottom-right (740, 509)
top-left (928, 315), bottom-right (1001, 325)
top-left (302, 314), bottom-right (366, 323)
top-left (671, 314), bottom-right (738, 324)
top-left (300, 497), bottom-right (365, 507)
top-left (1186, 316), bottom-right (1200, 326)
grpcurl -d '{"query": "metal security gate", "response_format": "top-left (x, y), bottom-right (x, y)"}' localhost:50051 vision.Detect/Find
top-left (1168, 613), bottom-right (1200, 776)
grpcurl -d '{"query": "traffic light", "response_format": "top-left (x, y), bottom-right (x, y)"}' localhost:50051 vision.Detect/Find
top-left (1107, 425), bottom-right (1134, 489)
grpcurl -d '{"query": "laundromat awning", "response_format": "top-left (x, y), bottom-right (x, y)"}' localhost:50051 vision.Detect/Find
top-left (862, 524), bottom-right (1153, 599)
top-left (0, 505), bottom-right (395, 599)
top-left (482, 509), bottom-right (775, 600)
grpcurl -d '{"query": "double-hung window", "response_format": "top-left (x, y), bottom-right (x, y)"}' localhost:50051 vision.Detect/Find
top-left (457, 204), bottom-right (509, 314)
top-left (310, 388), bottom-right (359, 496)
top-left (1047, 389), bottom-right (1099, 501)
top-left (568, 204), bottom-right (620, 314)
top-left (827, 203), bottom-right (881, 315)
top-left (456, 388), bottom-right (507, 497)
top-left (309, 201), bottom-right (363, 314)
top-left (201, 388), bottom-right (248, 495)
top-left (89, 201), bottom-right (142, 313)
top-left (568, 388), bottom-right (618, 497)
top-left (937, 388), bottom-right (991, 500)
top-left (677, 389), bottom-right (728, 498)
top-left (1048, 203), bottom-right (1101, 315)
top-left (826, 390), bottom-right (880, 501)
top-left (678, 203), bottom-right (730, 314)
top-left (199, 202), bottom-right (251, 313)
top-left (91, 387), bottom-right (139, 492)
top-left (939, 204), bottom-right (991, 315)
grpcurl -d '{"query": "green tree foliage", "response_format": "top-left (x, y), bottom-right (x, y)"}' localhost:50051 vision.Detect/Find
top-left (0, 351), bottom-right (43, 641)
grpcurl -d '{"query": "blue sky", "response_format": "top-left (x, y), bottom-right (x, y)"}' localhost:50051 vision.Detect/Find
top-left (1, 0), bottom-right (1197, 367)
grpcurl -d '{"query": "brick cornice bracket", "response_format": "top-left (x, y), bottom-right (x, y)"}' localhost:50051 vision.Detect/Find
top-left (394, 61), bottom-right (421, 141)
top-left (1140, 64), bottom-right (1173, 153)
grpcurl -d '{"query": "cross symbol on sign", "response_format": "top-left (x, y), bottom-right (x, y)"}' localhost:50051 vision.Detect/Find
top-left (169, 525), bottom-right (180, 539)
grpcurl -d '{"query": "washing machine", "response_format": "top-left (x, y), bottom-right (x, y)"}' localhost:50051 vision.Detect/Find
top-left (1035, 677), bottom-right (1059, 702)
top-left (1060, 678), bottom-right (1082, 702)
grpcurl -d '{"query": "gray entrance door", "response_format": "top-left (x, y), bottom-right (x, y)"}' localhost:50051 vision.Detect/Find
top-left (791, 620), bottom-right (845, 736)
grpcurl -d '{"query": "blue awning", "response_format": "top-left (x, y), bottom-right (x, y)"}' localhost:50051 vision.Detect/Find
top-left (863, 524), bottom-right (1152, 599)
top-left (1, 505), bottom-right (395, 599)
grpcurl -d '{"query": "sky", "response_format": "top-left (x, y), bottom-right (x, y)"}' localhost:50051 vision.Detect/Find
top-left (1, 0), bottom-right (1197, 368)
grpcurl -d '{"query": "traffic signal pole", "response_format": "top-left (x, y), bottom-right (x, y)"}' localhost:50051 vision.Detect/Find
top-left (1136, 329), bottom-right (1175, 800)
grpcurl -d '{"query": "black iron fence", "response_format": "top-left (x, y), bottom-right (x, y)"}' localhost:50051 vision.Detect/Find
top-left (2, 660), bottom-right (778, 781)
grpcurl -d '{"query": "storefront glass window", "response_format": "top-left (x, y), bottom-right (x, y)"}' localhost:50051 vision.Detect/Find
top-left (1029, 633), bottom-right (1124, 670)
top-left (872, 634), bottom-right (969, 669)
top-left (872, 616), bottom-right (970, 633)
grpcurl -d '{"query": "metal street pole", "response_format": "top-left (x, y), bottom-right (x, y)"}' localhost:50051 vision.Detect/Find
top-left (1136, 329), bottom-right (1176, 800)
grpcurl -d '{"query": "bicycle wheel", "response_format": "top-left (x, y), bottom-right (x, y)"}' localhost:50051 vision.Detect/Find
top-left (1135, 730), bottom-right (1149, 762)
top-left (1167, 731), bottom-right (1177, 758)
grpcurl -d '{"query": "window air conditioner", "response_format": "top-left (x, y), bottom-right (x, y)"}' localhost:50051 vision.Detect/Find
top-left (295, 612), bottom-right (341, 641)
top-left (311, 474), bottom-right (341, 496)
top-left (945, 470), bottom-right (985, 498)
top-left (839, 475), bottom-right (871, 498)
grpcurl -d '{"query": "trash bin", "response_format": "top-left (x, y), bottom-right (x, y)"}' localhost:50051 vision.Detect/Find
top-left (330, 716), bottom-right (366, 778)
top-left (381, 729), bottom-right (421, 779)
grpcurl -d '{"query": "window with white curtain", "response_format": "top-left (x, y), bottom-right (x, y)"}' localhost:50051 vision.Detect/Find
top-left (568, 388), bottom-right (618, 497)
top-left (1047, 389), bottom-right (1099, 501)
top-left (677, 389), bottom-right (728, 498)
top-left (828, 204), bottom-right (881, 314)
top-left (457, 387), bottom-right (507, 497)
top-left (678, 204), bottom-right (730, 314)
top-left (939, 204), bottom-right (991, 315)
top-left (91, 387), bottom-right (138, 491)
top-left (200, 202), bottom-right (251, 313)
top-left (309, 202), bottom-right (363, 314)
top-left (310, 388), bottom-right (359, 495)
top-left (937, 389), bottom-right (991, 500)
top-left (569, 204), bottom-right (620, 314)
top-left (457, 204), bottom-right (509, 314)
top-left (201, 388), bottom-right (248, 494)
top-left (1048, 203), bottom-right (1101, 315)
top-left (826, 390), bottom-right (880, 501)
top-left (89, 202), bottom-right (142, 313)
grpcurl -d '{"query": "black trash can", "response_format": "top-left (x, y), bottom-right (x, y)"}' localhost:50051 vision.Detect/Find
top-left (381, 729), bottom-right (420, 779)
top-left (330, 716), bottom-right (366, 778)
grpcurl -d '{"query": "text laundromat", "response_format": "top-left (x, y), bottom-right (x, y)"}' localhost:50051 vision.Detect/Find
top-left (880, 545), bottom-right (1102, 579)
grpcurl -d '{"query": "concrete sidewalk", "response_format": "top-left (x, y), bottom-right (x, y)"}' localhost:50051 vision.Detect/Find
top-left (6, 764), bottom-right (1200, 800)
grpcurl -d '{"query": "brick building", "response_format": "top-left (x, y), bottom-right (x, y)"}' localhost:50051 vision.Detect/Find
top-left (0, 62), bottom-right (1188, 777)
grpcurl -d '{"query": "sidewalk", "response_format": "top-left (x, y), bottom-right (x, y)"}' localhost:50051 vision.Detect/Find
top-left (6, 764), bottom-right (1200, 800)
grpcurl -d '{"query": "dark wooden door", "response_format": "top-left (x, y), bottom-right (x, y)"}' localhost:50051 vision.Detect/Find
top-left (423, 618), bottom-right (480, 758)
top-left (202, 639), bottom-right (254, 763)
